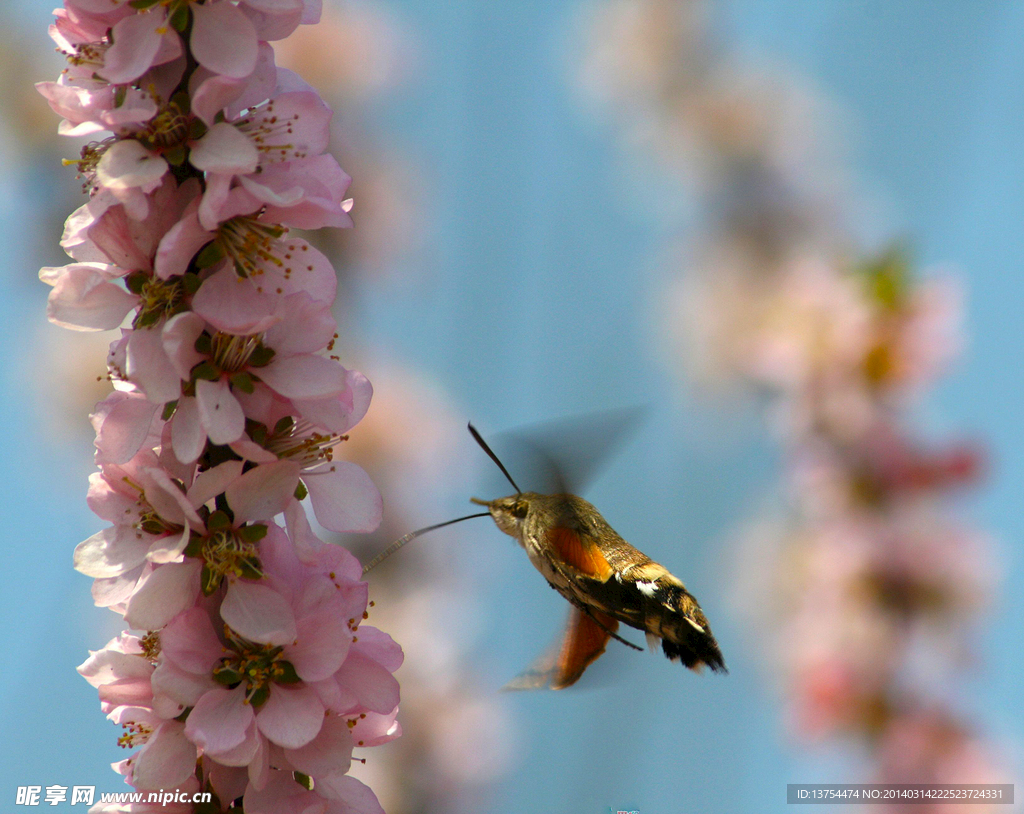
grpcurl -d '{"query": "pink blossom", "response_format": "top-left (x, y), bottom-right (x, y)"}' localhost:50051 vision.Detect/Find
top-left (155, 528), bottom-right (399, 767)
top-left (43, 0), bottom-right (397, 804)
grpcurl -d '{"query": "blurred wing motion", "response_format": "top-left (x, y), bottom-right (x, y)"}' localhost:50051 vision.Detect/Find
top-left (492, 406), bottom-right (647, 496)
top-left (504, 607), bottom-right (619, 691)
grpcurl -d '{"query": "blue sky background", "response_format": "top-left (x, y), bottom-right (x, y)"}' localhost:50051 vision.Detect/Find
top-left (1, 1), bottom-right (1022, 812)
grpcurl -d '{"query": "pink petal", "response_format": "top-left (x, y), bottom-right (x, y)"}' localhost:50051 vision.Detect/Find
top-left (257, 353), bottom-right (346, 399)
top-left (170, 396), bottom-right (207, 464)
top-left (131, 723), bottom-right (197, 791)
top-left (143, 467), bottom-right (203, 529)
top-left (308, 677), bottom-right (344, 712)
top-left (187, 459), bottom-right (244, 507)
top-left (195, 378), bottom-right (246, 445)
top-left (306, 461), bottom-right (382, 533)
top-left (92, 567), bottom-right (142, 609)
top-left (190, 122), bottom-right (259, 174)
top-left (314, 775), bottom-right (383, 814)
top-left (192, 266), bottom-right (280, 335)
top-left (190, 71), bottom-right (247, 127)
top-left (333, 651), bottom-right (399, 714)
top-left (244, 90), bottom-right (331, 162)
top-left (283, 500), bottom-right (325, 565)
top-left (240, 1), bottom-right (304, 42)
top-left (154, 202), bottom-right (214, 280)
top-left (162, 311), bottom-right (207, 381)
top-left (143, 526), bottom-right (189, 565)
top-left (151, 659), bottom-right (216, 713)
top-left (94, 392), bottom-right (160, 465)
top-left (352, 628), bottom-right (404, 674)
top-left (225, 460), bottom-right (301, 523)
top-left (184, 685), bottom-right (253, 754)
top-left (285, 715), bottom-right (352, 777)
top-left (229, 435), bottom-right (278, 463)
top-left (96, 139), bottom-right (168, 192)
top-left (287, 610), bottom-right (351, 682)
top-left (45, 263), bottom-right (137, 331)
top-left (206, 763), bottom-right (248, 806)
top-left (124, 561), bottom-right (201, 630)
top-left (191, 1), bottom-right (258, 79)
top-left (225, 42), bottom-right (279, 119)
top-left (161, 606), bottom-right (223, 675)
top-left (254, 238), bottom-right (337, 304)
top-left (102, 10), bottom-right (167, 85)
top-left (126, 327), bottom-right (182, 404)
top-left (349, 708), bottom-right (401, 747)
top-left (98, 676), bottom-right (153, 708)
top-left (205, 719), bottom-right (261, 766)
top-left (74, 526), bottom-right (147, 578)
top-left (221, 581), bottom-right (297, 645)
top-left (255, 684), bottom-right (324, 748)
top-left (291, 368), bottom-right (372, 435)
top-left (264, 293), bottom-right (336, 354)
top-left (243, 771), bottom-right (311, 814)
top-left (78, 644), bottom-right (154, 688)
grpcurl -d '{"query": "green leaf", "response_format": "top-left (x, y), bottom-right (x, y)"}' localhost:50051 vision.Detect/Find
top-left (230, 372), bottom-right (255, 394)
top-left (200, 564), bottom-right (222, 596)
top-left (134, 310), bottom-right (160, 329)
top-left (239, 523), bottom-right (268, 543)
top-left (125, 271), bottom-right (148, 295)
top-left (169, 3), bottom-right (190, 32)
top-left (195, 241), bottom-right (225, 270)
top-left (161, 400), bottom-right (179, 421)
top-left (193, 794), bottom-right (222, 814)
top-left (238, 557), bottom-right (264, 581)
top-left (293, 481), bottom-right (308, 501)
top-left (273, 416), bottom-right (295, 435)
top-left (164, 145), bottom-right (187, 167)
top-left (293, 772), bottom-right (313, 791)
top-left (275, 660), bottom-right (301, 685)
top-left (129, 0), bottom-right (161, 8)
top-left (192, 361), bottom-right (220, 381)
top-left (248, 421), bottom-right (268, 446)
top-left (189, 119), bottom-right (209, 141)
top-left (207, 510), bottom-right (232, 531)
top-left (213, 664), bottom-right (242, 686)
top-left (249, 685), bottom-right (270, 709)
top-left (182, 271), bottom-right (202, 295)
top-left (184, 534), bottom-right (204, 558)
top-left (140, 519), bottom-right (166, 535)
top-left (247, 345), bottom-right (276, 367)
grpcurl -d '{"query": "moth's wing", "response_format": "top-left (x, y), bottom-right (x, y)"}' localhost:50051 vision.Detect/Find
top-left (503, 606), bottom-right (618, 691)
top-left (492, 406), bottom-right (647, 495)
top-left (548, 526), bottom-right (614, 582)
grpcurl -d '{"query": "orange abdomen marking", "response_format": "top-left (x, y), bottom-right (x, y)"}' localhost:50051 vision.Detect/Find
top-left (548, 527), bottom-right (614, 582)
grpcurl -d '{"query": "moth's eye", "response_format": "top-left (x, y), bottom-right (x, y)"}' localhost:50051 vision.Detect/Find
top-left (510, 500), bottom-right (528, 519)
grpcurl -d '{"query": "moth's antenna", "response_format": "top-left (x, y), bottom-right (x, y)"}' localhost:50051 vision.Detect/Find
top-left (362, 512), bottom-right (491, 574)
top-left (468, 422), bottom-right (522, 495)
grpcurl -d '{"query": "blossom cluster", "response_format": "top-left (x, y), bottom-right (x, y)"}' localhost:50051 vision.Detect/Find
top-left (38, 2), bottom-right (401, 811)
top-left (580, 0), bottom-right (1003, 794)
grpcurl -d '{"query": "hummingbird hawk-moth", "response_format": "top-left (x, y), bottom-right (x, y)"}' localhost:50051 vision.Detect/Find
top-left (364, 422), bottom-right (726, 689)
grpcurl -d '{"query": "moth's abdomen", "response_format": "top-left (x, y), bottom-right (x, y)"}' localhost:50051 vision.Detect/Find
top-left (647, 580), bottom-right (726, 673)
top-left (602, 560), bottom-right (727, 674)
